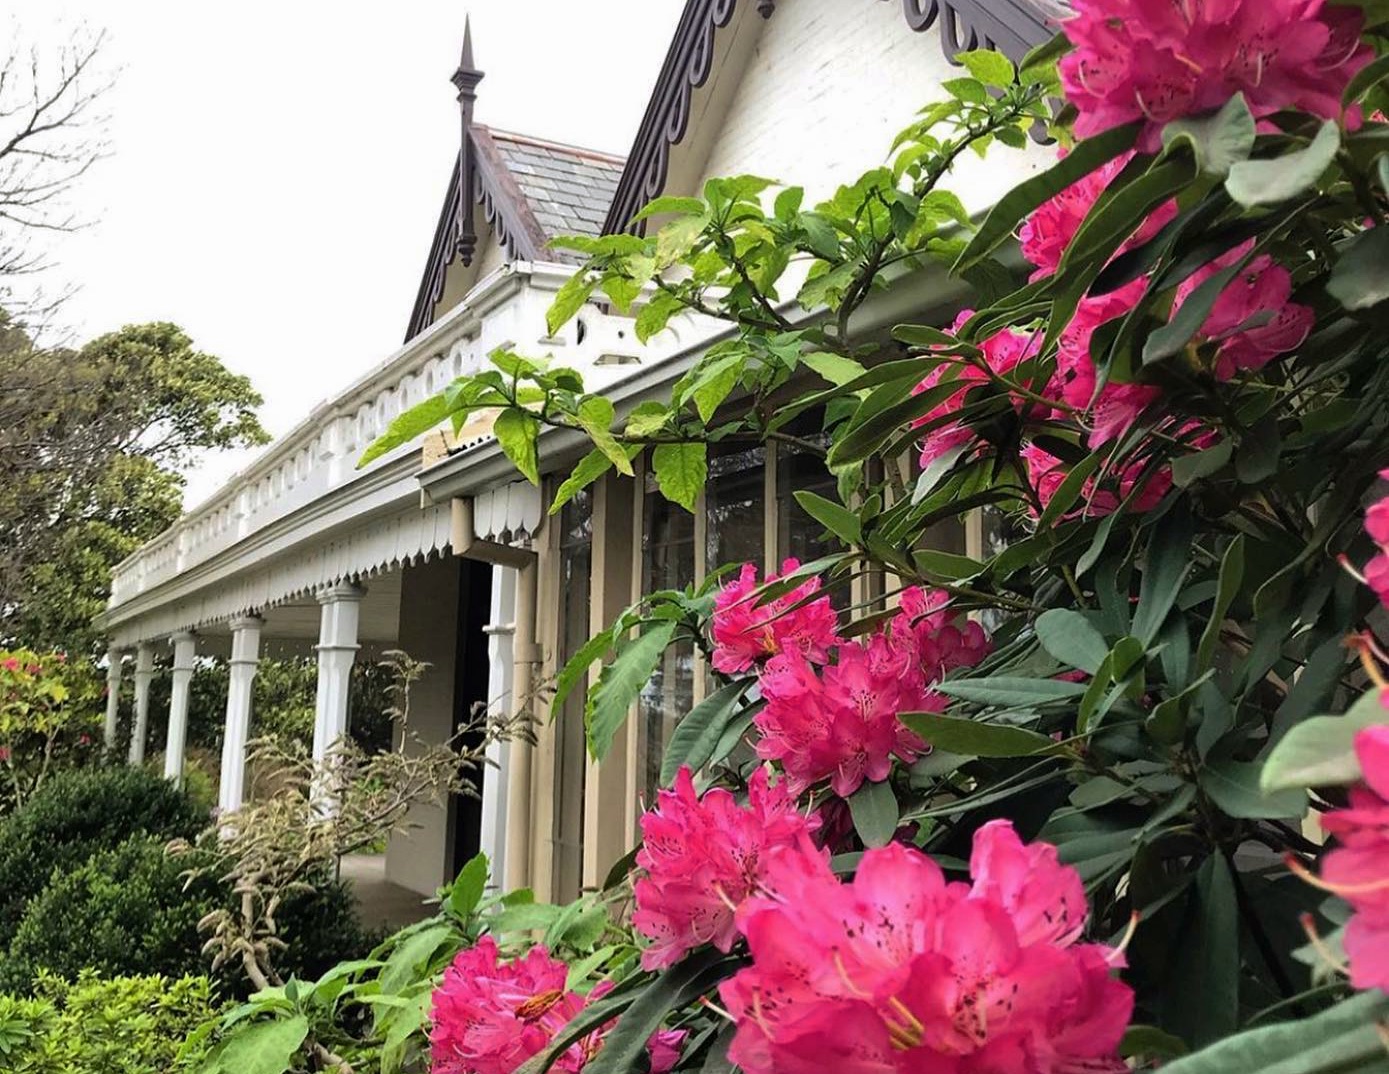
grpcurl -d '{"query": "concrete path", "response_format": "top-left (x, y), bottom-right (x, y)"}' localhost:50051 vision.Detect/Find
top-left (339, 853), bottom-right (436, 932)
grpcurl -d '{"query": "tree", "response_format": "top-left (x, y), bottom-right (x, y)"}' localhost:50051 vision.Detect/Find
top-left (0, 25), bottom-right (114, 318)
top-left (0, 319), bottom-right (270, 653)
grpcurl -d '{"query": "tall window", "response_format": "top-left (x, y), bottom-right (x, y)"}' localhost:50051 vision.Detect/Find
top-left (706, 444), bottom-right (765, 574)
top-left (637, 471), bottom-right (695, 810)
top-left (553, 490), bottom-right (591, 901)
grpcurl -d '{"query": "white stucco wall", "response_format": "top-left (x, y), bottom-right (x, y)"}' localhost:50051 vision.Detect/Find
top-left (695, 0), bottom-right (1047, 214)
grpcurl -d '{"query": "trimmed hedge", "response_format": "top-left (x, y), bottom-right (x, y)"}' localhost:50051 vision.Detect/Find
top-left (0, 837), bottom-right (216, 991)
top-left (0, 766), bottom-right (209, 938)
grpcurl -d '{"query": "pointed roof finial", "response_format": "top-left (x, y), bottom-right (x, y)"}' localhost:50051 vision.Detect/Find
top-left (452, 15), bottom-right (484, 99)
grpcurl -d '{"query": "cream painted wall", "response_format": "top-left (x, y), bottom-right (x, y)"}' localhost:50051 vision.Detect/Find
top-left (384, 554), bottom-right (462, 896)
top-left (694, 0), bottom-right (1047, 214)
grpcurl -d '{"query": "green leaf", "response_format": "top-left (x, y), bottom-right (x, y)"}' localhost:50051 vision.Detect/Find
top-left (1196, 536), bottom-right (1244, 673)
top-left (212, 1015), bottom-right (309, 1074)
top-left (586, 622), bottom-right (679, 761)
top-left (900, 711), bottom-right (1057, 757)
top-left (624, 401), bottom-right (670, 438)
top-left (792, 490), bottom-right (861, 545)
top-left (802, 351), bottom-right (867, 386)
top-left (550, 449), bottom-right (615, 516)
top-left (659, 681), bottom-right (750, 785)
top-left (636, 290), bottom-right (686, 343)
top-left (494, 409), bottom-right (541, 485)
top-left (955, 121), bottom-right (1140, 272)
top-left (633, 195), bottom-right (706, 221)
top-left (1200, 760), bottom-right (1307, 819)
top-left (848, 779), bottom-right (899, 848)
top-left (1158, 992), bottom-right (1389, 1074)
top-left (1036, 453), bottom-right (1103, 528)
top-left (379, 924), bottom-right (455, 995)
top-left (1171, 439), bottom-right (1233, 487)
top-left (1344, 50), bottom-right (1389, 106)
top-left (942, 76), bottom-right (988, 103)
top-left (1161, 94), bottom-right (1255, 177)
top-left (935, 676), bottom-right (1087, 708)
top-left (1121, 1025), bottom-right (1189, 1061)
top-left (774, 186), bottom-right (804, 220)
top-left (445, 853), bottom-right (489, 920)
top-left (1225, 121), bottom-right (1340, 206)
top-left (1166, 855), bottom-right (1239, 1048)
top-left (689, 353), bottom-right (744, 423)
top-left (655, 213), bottom-right (708, 267)
top-left (582, 951), bottom-right (735, 1074)
top-left (958, 49), bottom-right (1015, 87)
top-left (552, 626), bottom-right (616, 715)
top-left (575, 397), bottom-right (633, 476)
top-left (548, 273), bottom-right (598, 335)
top-left (1261, 689), bottom-right (1389, 793)
top-left (1132, 502), bottom-right (1193, 644)
top-left (1035, 608), bottom-right (1110, 675)
top-left (359, 394), bottom-right (452, 468)
top-left (651, 442), bottom-right (708, 512)
top-left (1328, 225), bottom-right (1389, 310)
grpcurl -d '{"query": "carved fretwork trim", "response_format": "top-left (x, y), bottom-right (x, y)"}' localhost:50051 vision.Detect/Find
top-left (404, 127), bottom-right (547, 342)
top-left (601, 0), bottom-right (1053, 236)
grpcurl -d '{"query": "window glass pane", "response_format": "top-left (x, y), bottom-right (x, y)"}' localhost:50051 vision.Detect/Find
top-left (706, 444), bottom-right (765, 573)
top-left (553, 490), bottom-right (592, 901)
top-left (637, 471), bottom-right (695, 811)
top-left (776, 432), bottom-right (849, 609)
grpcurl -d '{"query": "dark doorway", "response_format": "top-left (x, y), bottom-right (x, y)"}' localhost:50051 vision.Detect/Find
top-left (447, 559), bottom-right (493, 880)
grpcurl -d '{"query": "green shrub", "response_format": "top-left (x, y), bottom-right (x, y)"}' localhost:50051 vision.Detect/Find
top-left (0, 832), bottom-right (373, 997)
top-left (0, 766), bottom-right (209, 938)
top-left (0, 970), bottom-right (218, 1073)
top-left (0, 837), bottom-right (217, 991)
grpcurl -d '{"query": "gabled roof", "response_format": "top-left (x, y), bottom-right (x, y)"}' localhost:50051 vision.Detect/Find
top-left (406, 126), bottom-right (626, 342)
top-left (405, 24), bottom-right (627, 343)
top-left (489, 129), bottom-right (625, 243)
top-left (601, 0), bottom-right (1055, 235)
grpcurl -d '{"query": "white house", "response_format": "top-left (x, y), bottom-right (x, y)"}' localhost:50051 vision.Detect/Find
top-left (95, 0), bottom-right (1053, 901)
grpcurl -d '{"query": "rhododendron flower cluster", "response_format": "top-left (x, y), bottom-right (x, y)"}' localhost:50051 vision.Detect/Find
top-left (1314, 726), bottom-right (1389, 991)
top-left (719, 821), bottom-right (1132, 1073)
top-left (755, 586), bottom-right (990, 796)
top-left (710, 559), bottom-right (840, 674)
top-left (429, 937), bottom-right (683, 1074)
top-left (914, 310), bottom-right (1042, 468)
top-left (1059, 0), bottom-right (1372, 150)
top-left (632, 766), bottom-right (820, 970)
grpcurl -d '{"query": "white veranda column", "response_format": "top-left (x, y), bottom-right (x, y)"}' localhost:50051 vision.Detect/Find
top-left (218, 615), bottom-right (262, 816)
top-left (163, 631), bottom-right (198, 785)
top-left (128, 643), bottom-right (156, 766)
top-left (479, 565), bottom-right (515, 883)
top-left (312, 581), bottom-right (365, 811)
top-left (102, 649), bottom-right (125, 755)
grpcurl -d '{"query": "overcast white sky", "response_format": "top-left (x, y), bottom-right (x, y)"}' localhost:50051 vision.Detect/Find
top-left (9, 1), bottom-right (684, 505)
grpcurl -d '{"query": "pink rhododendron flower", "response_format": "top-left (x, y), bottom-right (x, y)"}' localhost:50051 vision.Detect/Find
top-left (755, 588), bottom-right (990, 797)
top-left (891, 586), bottom-right (992, 682)
top-left (719, 822), bottom-right (1133, 1074)
top-left (711, 559), bottom-right (840, 675)
top-left (632, 765), bottom-right (820, 970)
top-left (913, 310), bottom-right (1042, 467)
top-left (1020, 152), bottom-right (1177, 280)
top-left (429, 937), bottom-right (684, 1074)
top-left (756, 635), bottom-right (936, 797)
top-left (1021, 443), bottom-right (1172, 517)
top-left (1316, 726), bottom-right (1389, 991)
top-left (1172, 246), bottom-right (1314, 381)
top-left (1059, 0), bottom-right (1373, 151)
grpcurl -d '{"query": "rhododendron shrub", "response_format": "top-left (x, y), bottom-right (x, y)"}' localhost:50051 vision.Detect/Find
top-left (376, 5), bottom-right (1389, 1070)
